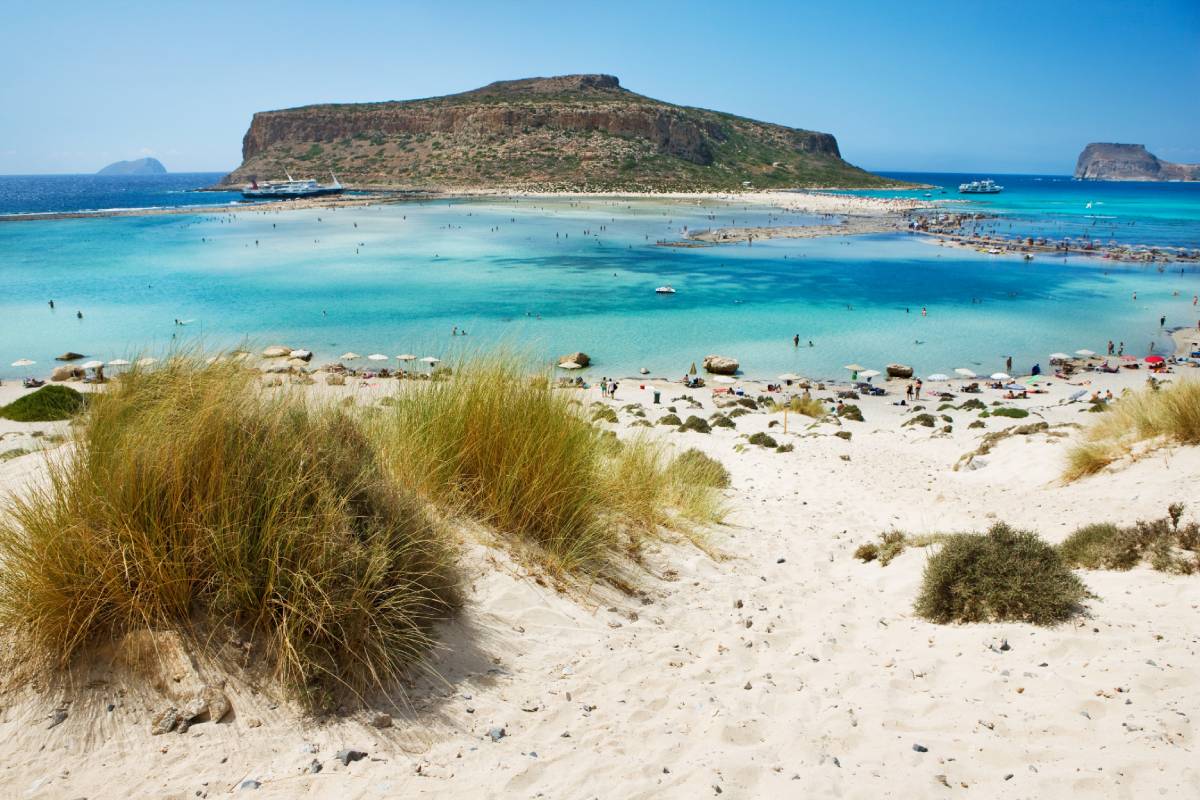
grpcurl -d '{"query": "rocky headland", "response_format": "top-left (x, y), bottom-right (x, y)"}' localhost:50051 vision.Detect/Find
top-left (1074, 143), bottom-right (1199, 181)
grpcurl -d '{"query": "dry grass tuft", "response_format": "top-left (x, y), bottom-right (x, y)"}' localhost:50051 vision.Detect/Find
top-left (0, 357), bottom-right (459, 707)
top-left (1064, 381), bottom-right (1200, 480)
top-left (1059, 505), bottom-right (1199, 574)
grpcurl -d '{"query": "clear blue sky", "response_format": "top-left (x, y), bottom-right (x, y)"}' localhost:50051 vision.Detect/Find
top-left (1, 0), bottom-right (1196, 175)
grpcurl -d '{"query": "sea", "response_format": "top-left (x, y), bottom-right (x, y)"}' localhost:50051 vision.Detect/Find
top-left (1, 172), bottom-right (1198, 381)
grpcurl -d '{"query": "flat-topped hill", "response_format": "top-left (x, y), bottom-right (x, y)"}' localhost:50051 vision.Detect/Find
top-left (97, 157), bottom-right (166, 176)
top-left (1074, 143), bottom-right (1199, 181)
top-left (220, 74), bottom-right (895, 191)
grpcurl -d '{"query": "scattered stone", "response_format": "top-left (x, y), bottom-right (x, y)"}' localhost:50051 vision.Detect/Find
top-left (521, 700), bottom-right (540, 712)
top-left (743, 681), bottom-right (752, 690)
top-left (151, 707), bottom-right (181, 736)
top-left (1004, 773), bottom-right (1014, 781)
top-left (999, 639), bottom-right (1011, 651)
top-left (308, 759), bottom-right (323, 774)
top-left (239, 779), bottom-right (261, 790)
top-left (369, 712), bottom-right (392, 729)
top-left (912, 743), bottom-right (928, 753)
top-left (246, 718), bottom-right (262, 728)
top-left (47, 709), bottom-right (68, 729)
top-left (335, 749), bottom-right (368, 766)
top-left (935, 774), bottom-right (950, 788)
top-left (487, 727), bottom-right (506, 743)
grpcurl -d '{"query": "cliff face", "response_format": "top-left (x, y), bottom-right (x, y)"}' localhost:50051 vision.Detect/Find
top-left (221, 74), bottom-right (888, 191)
top-left (1074, 143), bottom-right (1200, 181)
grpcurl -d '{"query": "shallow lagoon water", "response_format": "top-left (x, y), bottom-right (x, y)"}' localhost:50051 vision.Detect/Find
top-left (2, 196), bottom-right (1197, 381)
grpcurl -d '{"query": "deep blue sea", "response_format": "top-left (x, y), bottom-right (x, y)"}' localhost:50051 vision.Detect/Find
top-left (0, 173), bottom-right (240, 216)
top-left (1, 175), bottom-right (1198, 381)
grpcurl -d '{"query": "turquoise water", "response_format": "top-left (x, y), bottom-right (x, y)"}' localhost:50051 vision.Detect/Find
top-left (852, 172), bottom-right (1200, 249)
top-left (2, 194), bottom-right (1198, 381)
top-left (0, 173), bottom-right (242, 216)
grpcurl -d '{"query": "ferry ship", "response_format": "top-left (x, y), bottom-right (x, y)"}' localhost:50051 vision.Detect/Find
top-left (958, 179), bottom-right (1003, 194)
top-left (241, 173), bottom-right (344, 200)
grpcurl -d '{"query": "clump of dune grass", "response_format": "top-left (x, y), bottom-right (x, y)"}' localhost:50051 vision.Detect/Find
top-left (374, 357), bottom-right (723, 575)
top-left (0, 357), bottom-right (459, 707)
top-left (773, 395), bottom-right (825, 419)
top-left (914, 524), bottom-right (1086, 625)
top-left (1058, 504), bottom-right (1199, 574)
top-left (854, 530), bottom-right (951, 566)
top-left (0, 385), bottom-right (86, 422)
top-left (1064, 381), bottom-right (1200, 480)
top-left (669, 448), bottom-right (730, 489)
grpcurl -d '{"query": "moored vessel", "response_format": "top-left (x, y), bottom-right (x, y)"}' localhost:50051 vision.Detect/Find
top-left (242, 173), bottom-right (344, 200)
top-left (958, 179), bottom-right (1003, 194)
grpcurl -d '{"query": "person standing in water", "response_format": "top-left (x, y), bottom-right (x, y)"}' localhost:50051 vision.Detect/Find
top-left (793, 334), bottom-right (799, 347)
top-left (48, 299), bottom-right (54, 309)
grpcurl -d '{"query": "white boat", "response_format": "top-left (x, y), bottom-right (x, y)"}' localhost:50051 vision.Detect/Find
top-left (958, 179), bottom-right (1003, 194)
top-left (242, 172), bottom-right (345, 200)
top-left (655, 285), bottom-right (676, 294)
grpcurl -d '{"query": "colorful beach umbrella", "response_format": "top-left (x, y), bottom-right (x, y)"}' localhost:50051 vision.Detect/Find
top-left (10, 359), bottom-right (35, 367)
top-left (1022, 375), bottom-right (1044, 384)
top-left (1145, 355), bottom-right (1165, 364)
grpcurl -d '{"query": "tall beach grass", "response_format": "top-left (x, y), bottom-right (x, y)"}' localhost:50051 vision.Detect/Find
top-left (0, 357), bottom-right (459, 706)
top-left (1064, 380), bottom-right (1200, 480)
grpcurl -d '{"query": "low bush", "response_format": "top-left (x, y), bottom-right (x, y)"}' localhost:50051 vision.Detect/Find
top-left (0, 385), bottom-right (86, 422)
top-left (991, 407), bottom-right (1029, 419)
top-left (657, 413), bottom-right (682, 426)
top-left (914, 524), bottom-right (1086, 625)
top-left (774, 395), bottom-right (826, 419)
top-left (838, 404), bottom-right (864, 422)
top-left (709, 413), bottom-right (736, 429)
top-left (775, 442), bottom-right (794, 453)
top-left (668, 448), bottom-right (730, 489)
top-left (747, 432), bottom-right (777, 448)
top-left (678, 415), bottom-right (711, 434)
top-left (592, 406), bottom-right (619, 424)
top-left (905, 413), bottom-right (936, 428)
top-left (960, 398), bottom-right (986, 411)
top-left (1058, 505), bottom-right (1199, 574)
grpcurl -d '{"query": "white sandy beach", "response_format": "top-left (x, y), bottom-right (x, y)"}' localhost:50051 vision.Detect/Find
top-left (1, 353), bottom-right (1197, 799)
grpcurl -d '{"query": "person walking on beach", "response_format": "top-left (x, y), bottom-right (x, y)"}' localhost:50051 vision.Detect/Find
top-left (1118, 342), bottom-right (1124, 356)
top-left (793, 334), bottom-right (800, 347)
top-left (905, 383), bottom-right (913, 402)
top-left (1107, 340), bottom-right (1115, 355)
top-left (914, 379), bottom-right (922, 401)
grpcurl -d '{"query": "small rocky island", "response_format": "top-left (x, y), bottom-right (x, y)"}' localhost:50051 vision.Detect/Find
top-left (97, 157), bottom-right (167, 176)
top-left (1074, 143), bottom-right (1198, 181)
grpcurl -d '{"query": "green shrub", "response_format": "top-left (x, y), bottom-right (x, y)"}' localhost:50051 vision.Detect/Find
top-left (747, 432), bottom-right (777, 448)
top-left (905, 413), bottom-right (936, 428)
top-left (914, 524), bottom-right (1086, 625)
top-left (775, 395), bottom-right (825, 418)
top-left (678, 415), bottom-right (711, 434)
top-left (0, 385), bottom-right (86, 422)
top-left (776, 443), bottom-right (794, 453)
top-left (1059, 508), bottom-right (1200, 574)
top-left (992, 407), bottom-right (1029, 419)
top-left (709, 413), bottom-right (736, 429)
top-left (1058, 523), bottom-right (1137, 570)
top-left (668, 448), bottom-right (731, 489)
top-left (968, 420), bottom-right (985, 429)
top-left (728, 407), bottom-right (751, 418)
top-left (592, 406), bottom-right (618, 424)
top-left (658, 413), bottom-right (682, 427)
top-left (960, 398), bottom-right (986, 411)
top-left (838, 404), bottom-right (864, 422)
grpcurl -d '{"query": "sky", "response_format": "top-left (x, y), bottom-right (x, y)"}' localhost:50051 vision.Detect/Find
top-left (0, 0), bottom-right (1196, 175)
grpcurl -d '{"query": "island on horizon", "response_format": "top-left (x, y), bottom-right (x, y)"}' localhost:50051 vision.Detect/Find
top-left (219, 74), bottom-right (901, 192)
top-left (97, 157), bottom-right (167, 176)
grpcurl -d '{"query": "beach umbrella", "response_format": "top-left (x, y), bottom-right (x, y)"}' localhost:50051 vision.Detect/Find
top-left (81, 360), bottom-right (104, 370)
top-left (953, 368), bottom-right (976, 378)
top-left (859, 369), bottom-right (881, 379)
top-left (136, 357), bottom-right (158, 367)
top-left (367, 353), bottom-right (389, 361)
top-left (1145, 355), bottom-right (1165, 364)
top-left (713, 375), bottom-right (737, 384)
top-left (1005, 383), bottom-right (1026, 391)
top-left (339, 352), bottom-right (361, 360)
top-left (1049, 352), bottom-right (1071, 360)
top-left (843, 363), bottom-right (865, 372)
top-left (1075, 349), bottom-right (1096, 357)
top-left (1119, 355), bottom-right (1136, 362)
top-left (396, 354), bottom-right (417, 362)
top-left (689, 362), bottom-right (697, 376)
top-left (990, 372), bottom-right (1011, 380)
top-left (107, 359), bottom-right (131, 367)
top-left (926, 373), bottom-right (950, 381)
top-left (1022, 375), bottom-right (1044, 384)
top-left (10, 359), bottom-right (35, 367)
top-left (420, 356), bottom-right (441, 368)
top-left (558, 361), bottom-right (582, 370)
top-left (778, 372), bottom-right (803, 381)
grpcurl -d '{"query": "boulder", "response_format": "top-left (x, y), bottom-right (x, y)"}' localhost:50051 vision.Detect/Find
top-left (261, 345), bottom-right (292, 358)
top-left (886, 363), bottom-right (914, 379)
top-left (702, 355), bottom-right (739, 375)
top-left (558, 351), bottom-right (590, 368)
top-left (289, 349), bottom-right (313, 362)
top-left (55, 352), bottom-right (86, 361)
top-left (50, 365), bottom-right (83, 381)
